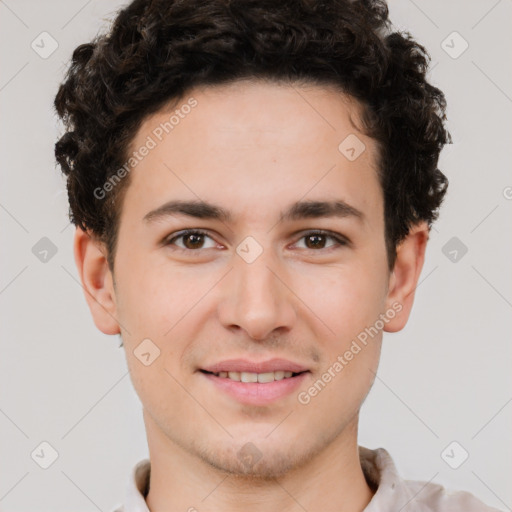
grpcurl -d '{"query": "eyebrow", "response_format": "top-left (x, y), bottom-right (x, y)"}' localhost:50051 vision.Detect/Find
top-left (143, 199), bottom-right (365, 224)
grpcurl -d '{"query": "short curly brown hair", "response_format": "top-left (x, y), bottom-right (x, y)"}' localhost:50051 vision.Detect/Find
top-left (54, 0), bottom-right (450, 272)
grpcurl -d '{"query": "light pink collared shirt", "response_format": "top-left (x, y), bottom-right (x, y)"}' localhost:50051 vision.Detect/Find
top-left (112, 445), bottom-right (503, 511)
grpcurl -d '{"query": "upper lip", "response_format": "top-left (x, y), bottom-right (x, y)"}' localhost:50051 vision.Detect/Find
top-left (201, 358), bottom-right (309, 374)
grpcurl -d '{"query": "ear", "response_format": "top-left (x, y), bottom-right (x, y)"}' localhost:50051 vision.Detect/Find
top-left (383, 221), bottom-right (429, 333)
top-left (73, 227), bottom-right (120, 335)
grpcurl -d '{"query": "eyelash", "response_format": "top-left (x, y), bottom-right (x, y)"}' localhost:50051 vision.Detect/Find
top-left (164, 229), bottom-right (349, 253)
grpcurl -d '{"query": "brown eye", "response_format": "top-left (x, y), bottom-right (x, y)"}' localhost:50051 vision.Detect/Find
top-left (166, 230), bottom-right (216, 250)
top-left (295, 230), bottom-right (348, 250)
top-left (181, 233), bottom-right (205, 249)
top-left (304, 234), bottom-right (327, 249)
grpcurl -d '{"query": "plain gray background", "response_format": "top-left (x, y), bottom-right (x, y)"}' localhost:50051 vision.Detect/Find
top-left (1, 1), bottom-right (511, 511)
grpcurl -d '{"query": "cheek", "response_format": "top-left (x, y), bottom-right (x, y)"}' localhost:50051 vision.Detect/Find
top-left (115, 263), bottom-right (210, 400)
top-left (297, 268), bottom-right (385, 413)
top-left (115, 259), bottom-right (196, 340)
top-left (126, 355), bottom-right (188, 438)
top-left (301, 260), bottom-right (387, 340)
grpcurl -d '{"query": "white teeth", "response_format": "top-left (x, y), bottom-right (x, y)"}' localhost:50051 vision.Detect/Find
top-left (257, 372), bottom-right (275, 383)
top-left (214, 370), bottom-right (299, 382)
top-left (241, 372), bottom-right (258, 383)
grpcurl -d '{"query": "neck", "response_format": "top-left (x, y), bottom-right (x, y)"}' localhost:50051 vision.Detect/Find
top-left (144, 413), bottom-right (374, 512)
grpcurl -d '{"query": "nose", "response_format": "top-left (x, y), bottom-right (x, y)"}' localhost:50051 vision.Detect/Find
top-left (217, 243), bottom-right (297, 341)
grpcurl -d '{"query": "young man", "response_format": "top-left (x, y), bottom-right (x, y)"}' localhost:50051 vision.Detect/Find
top-left (54, 0), bottom-right (502, 510)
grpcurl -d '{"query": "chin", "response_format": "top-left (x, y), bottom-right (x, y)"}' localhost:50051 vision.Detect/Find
top-left (204, 451), bottom-right (300, 480)
top-left (194, 437), bottom-right (317, 480)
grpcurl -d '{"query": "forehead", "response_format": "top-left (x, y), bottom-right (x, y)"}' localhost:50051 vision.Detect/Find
top-left (121, 79), bottom-right (383, 227)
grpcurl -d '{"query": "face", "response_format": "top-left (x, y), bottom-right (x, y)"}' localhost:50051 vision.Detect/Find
top-left (80, 80), bottom-right (420, 478)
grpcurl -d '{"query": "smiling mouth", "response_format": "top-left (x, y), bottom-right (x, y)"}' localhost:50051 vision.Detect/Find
top-left (200, 369), bottom-right (306, 383)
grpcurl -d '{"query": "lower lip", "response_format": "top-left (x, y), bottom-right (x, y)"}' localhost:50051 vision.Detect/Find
top-left (200, 371), bottom-right (309, 405)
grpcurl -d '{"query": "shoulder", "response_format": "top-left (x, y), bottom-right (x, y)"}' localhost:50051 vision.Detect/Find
top-left (402, 478), bottom-right (504, 512)
top-left (359, 446), bottom-right (503, 512)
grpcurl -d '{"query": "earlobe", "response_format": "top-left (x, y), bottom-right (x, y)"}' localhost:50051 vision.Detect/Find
top-left (73, 227), bottom-right (121, 335)
top-left (384, 222), bottom-right (429, 333)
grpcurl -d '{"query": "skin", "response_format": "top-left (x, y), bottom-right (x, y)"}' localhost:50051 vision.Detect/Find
top-left (74, 79), bottom-right (428, 512)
